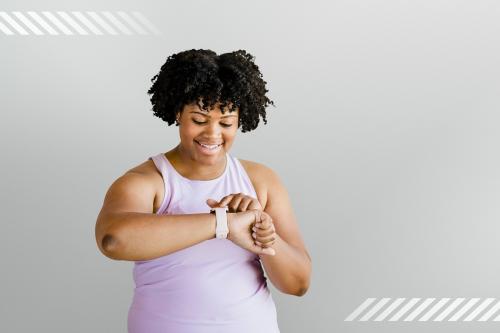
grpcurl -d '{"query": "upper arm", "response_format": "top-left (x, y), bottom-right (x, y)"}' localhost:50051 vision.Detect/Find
top-left (261, 165), bottom-right (311, 262)
top-left (95, 171), bottom-right (156, 253)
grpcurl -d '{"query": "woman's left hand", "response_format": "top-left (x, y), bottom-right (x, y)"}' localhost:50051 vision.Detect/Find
top-left (206, 193), bottom-right (263, 213)
top-left (252, 213), bottom-right (277, 249)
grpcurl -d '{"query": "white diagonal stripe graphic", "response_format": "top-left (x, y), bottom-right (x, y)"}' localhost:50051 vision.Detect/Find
top-left (101, 11), bottom-right (132, 35)
top-left (479, 300), bottom-right (500, 321)
top-left (0, 12), bottom-right (28, 35)
top-left (131, 11), bottom-right (160, 35)
top-left (449, 298), bottom-right (480, 321)
top-left (374, 298), bottom-right (406, 321)
top-left (419, 298), bottom-right (450, 321)
top-left (389, 298), bottom-right (420, 321)
top-left (464, 298), bottom-right (495, 321)
top-left (344, 298), bottom-right (376, 321)
top-left (42, 11), bottom-right (73, 35)
top-left (117, 11), bottom-right (147, 35)
top-left (86, 11), bottom-right (117, 35)
top-left (71, 11), bottom-right (102, 35)
top-left (12, 12), bottom-right (43, 35)
top-left (345, 297), bottom-right (500, 322)
top-left (27, 12), bottom-right (58, 35)
top-left (360, 298), bottom-right (391, 321)
top-left (0, 20), bottom-right (14, 35)
top-left (434, 298), bottom-right (465, 321)
top-left (57, 11), bottom-right (88, 35)
top-left (404, 298), bottom-right (435, 321)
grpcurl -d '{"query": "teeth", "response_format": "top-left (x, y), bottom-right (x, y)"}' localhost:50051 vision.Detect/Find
top-left (198, 142), bottom-right (220, 149)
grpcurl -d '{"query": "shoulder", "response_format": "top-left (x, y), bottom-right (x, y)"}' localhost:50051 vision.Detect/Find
top-left (123, 158), bottom-right (165, 212)
top-left (237, 158), bottom-right (279, 181)
top-left (237, 158), bottom-right (282, 209)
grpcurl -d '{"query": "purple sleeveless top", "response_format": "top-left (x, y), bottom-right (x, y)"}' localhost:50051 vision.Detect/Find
top-left (127, 152), bottom-right (280, 333)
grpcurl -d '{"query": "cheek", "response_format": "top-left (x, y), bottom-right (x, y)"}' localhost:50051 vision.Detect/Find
top-left (180, 125), bottom-right (200, 139)
top-left (223, 131), bottom-right (237, 142)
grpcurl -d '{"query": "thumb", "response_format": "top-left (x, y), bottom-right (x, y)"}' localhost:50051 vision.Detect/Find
top-left (206, 198), bottom-right (220, 207)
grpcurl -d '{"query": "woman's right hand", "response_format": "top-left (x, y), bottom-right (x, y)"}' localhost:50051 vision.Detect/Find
top-left (227, 210), bottom-right (276, 256)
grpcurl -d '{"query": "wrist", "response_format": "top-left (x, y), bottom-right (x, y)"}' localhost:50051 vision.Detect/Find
top-left (226, 212), bottom-right (235, 240)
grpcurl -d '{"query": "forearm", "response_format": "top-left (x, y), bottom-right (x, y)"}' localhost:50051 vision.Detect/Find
top-left (260, 233), bottom-right (312, 296)
top-left (101, 212), bottom-right (216, 261)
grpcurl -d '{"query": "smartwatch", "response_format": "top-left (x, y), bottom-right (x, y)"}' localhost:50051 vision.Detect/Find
top-left (210, 207), bottom-right (229, 239)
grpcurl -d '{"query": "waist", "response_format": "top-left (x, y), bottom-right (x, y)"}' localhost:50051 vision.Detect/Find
top-left (130, 281), bottom-right (276, 318)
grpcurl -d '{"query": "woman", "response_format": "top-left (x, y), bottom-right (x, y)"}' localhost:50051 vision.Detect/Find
top-left (95, 49), bottom-right (312, 333)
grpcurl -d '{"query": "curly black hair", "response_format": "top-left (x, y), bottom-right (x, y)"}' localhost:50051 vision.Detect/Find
top-left (147, 49), bottom-right (275, 133)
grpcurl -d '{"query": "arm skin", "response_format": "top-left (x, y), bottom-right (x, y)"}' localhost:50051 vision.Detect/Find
top-left (97, 212), bottom-right (217, 261)
top-left (258, 167), bottom-right (312, 297)
top-left (95, 172), bottom-right (222, 261)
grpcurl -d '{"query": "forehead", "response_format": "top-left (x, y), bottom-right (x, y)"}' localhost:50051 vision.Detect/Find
top-left (187, 100), bottom-right (238, 117)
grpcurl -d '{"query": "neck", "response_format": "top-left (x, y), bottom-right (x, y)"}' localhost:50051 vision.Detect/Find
top-left (169, 144), bottom-right (227, 180)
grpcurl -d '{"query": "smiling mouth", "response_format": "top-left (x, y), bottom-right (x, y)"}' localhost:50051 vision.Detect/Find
top-left (195, 140), bottom-right (223, 150)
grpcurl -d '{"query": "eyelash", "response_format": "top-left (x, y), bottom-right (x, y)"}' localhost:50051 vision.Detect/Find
top-left (192, 119), bottom-right (233, 128)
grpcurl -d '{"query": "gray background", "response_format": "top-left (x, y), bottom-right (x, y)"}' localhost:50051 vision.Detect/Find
top-left (1, 0), bottom-right (499, 332)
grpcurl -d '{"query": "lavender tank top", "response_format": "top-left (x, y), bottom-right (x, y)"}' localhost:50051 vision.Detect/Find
top-left (127, 152), bottom-right (280, 333)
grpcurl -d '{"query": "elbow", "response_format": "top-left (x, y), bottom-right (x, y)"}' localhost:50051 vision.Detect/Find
top-left (293, 260), bottom-right (312, 297)
top-left (99, 233), bottom-right (122, 260)
top-left (281, 281), bottom-right (310, 297)
top-left (293, 279), bottom-right (311, 297)
top-left (280, 272), bottom-right (311, 297)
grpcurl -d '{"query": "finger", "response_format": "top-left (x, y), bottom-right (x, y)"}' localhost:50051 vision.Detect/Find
top-left (251, 209), bottom-right (262, 224)
top-left (261, 213), bottom-right (273, 228)
top-left (218, 195), bottom-right (234, 207)
top-left (238, 197), bottom-right (253, 212)
top-left (252, 224), bottom-right (273, 235)
top-left (250, 242), bottom-right (275, 256)
top-left (254, 227), bottom-right (275, 237)
top-left (260, 241), bottom-right (276, 248)
top-left (206, 198), bottom-right (220, 207)
top-left (252, 230), bottom-right (274, 240)
top-left (261, 247), bottom-right (276, 256)
top-left (255, 234), bottom-right (276, 244)
top-left (228, 194), bottom-right (245, 212)
top-left (254, 220), bottom-right (274, 231)
top-left (253, 240), bottom-right (274, 252)
top-left (247, 198), bottom-right (263, 211)
top-left (254, 238), bottom-right (274, 247)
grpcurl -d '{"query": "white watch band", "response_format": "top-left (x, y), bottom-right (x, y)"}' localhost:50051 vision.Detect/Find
top-left (212, 207), bottom-right (229, 239)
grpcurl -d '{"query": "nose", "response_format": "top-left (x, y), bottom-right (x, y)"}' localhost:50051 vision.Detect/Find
top-left (204, 121), bottom-right (223, 137)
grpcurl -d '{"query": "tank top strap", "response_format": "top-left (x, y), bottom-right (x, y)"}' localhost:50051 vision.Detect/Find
top-left (228, 155), bottom-right (258, 198)
top-left (149, 153), bottom-right (172, 215)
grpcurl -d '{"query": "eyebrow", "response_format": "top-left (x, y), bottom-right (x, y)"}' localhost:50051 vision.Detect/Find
top-left (190, 111), bottom-right (237, 118)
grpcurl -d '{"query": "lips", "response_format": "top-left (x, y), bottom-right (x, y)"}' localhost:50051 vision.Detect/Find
top-left (195, 140), bottom-right (223, 146)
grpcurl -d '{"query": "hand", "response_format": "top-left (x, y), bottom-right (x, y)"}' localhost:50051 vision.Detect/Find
top-left (206, 193), bottom-right (263, 213)
top-left (226, 210), bottom-right (276, 256)
top-left (252, 212), bottom-right (276, 249)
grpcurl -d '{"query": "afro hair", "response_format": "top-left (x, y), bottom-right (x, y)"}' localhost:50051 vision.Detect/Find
top-left (147, 49), bottom-right (275, 133)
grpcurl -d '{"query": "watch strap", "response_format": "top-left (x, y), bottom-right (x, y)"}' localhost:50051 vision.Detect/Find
top-left (211, 207), bottom-right (229, 239)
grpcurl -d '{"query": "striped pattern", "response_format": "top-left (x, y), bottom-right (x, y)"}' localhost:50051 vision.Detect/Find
top-left (0, 11), bottom-right (160, 36)
top-left (345, 298), bottom-right (500, 322)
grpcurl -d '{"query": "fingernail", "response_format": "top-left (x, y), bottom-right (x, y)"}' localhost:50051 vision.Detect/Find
top-left (252, 227), bottom-right (256, 232)
top-left (252, 232), bottom-right (256, 238)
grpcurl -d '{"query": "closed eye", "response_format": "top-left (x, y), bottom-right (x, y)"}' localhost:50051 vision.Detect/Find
top-left (192, 119), bottom-right (233, 127)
